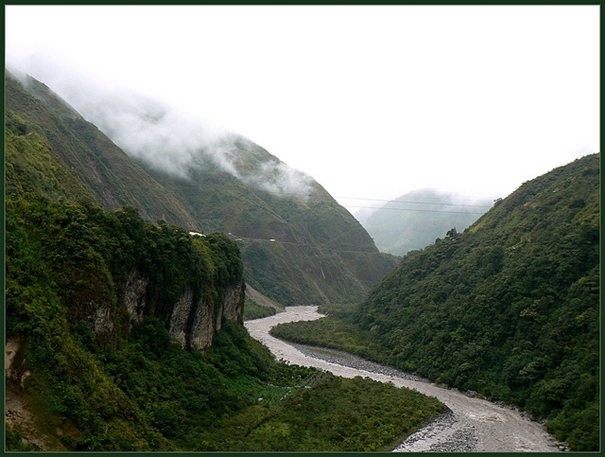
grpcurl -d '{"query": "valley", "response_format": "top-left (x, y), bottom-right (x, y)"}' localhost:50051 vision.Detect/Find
top-left (5, 68), bottom-right (599, 452)
top-left (245, 306), bottom-right (565, 452)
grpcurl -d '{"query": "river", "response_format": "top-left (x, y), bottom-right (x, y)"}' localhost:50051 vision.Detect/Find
top-left (244, 305), bottom-right (565, 452)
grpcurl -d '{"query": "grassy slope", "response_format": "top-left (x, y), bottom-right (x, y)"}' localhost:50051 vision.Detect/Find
top-left (5, 71), bottom-right (197, 227)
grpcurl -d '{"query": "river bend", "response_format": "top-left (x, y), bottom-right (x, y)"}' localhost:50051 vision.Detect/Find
top-left (244, 306), bottom-right (564, 453)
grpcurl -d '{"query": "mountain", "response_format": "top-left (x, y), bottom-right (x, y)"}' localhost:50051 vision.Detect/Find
top-left (5, 69), bottom-right (442, 452)
top-left (5, 72), bottom-right (197, 227)
top-left (140, 135), bottom-right (397, 305)
top-left (359, 189), bottom-right (493, 256)
top-left (6, 103), bottom-right (249, 448)
top-left (5, 71), bottom-right (397, 305)
top-left (354, 153), bottom-right (600, 450)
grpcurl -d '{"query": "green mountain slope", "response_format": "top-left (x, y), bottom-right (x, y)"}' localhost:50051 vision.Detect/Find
top-left (5, 192), bottom-right (440, 451)
top-left (6, 109), bottom-right (97, 204)
top-left (5, 71), bottom-right (439, 451)
top-left (354, 153), bottom-right (600, 450)
top-left (143, 136), bottom-right (397, 304)
top-left (360, 189), bottom-right (493, 256)
top-left (6, 71), bottom-right (397, 305)
top-left (5, 71), bottom-right (197, 227)
top-left (5, 73), bottom-right (395, 304)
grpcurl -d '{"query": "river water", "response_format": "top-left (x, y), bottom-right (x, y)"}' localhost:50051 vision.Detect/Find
top-left (244, 305), bottom-right (565, 453)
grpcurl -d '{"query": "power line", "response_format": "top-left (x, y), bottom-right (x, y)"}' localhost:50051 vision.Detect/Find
top-left (336, 196), bottom-right (494, 208)
top-left (344, 205), bottom-right (487, 215)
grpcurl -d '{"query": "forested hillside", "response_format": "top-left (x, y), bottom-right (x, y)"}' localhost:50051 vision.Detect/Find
top-left (6, 70), bottom-right (397, 305)
top-left (143, 138), bottom-right (397, 305)
top-left (5, 192), bottom-right (442, 451)
top-left (355, 153), bottom-right (600, 450)
top-left (270, 153), bottom-right (600, 451)
top-left (5, 69), bottom-right (440, 451)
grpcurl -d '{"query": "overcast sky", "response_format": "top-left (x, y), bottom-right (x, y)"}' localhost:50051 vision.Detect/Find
top-left (5, 5), bottom-right (600, 213)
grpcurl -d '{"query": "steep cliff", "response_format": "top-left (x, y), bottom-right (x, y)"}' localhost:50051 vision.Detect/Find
top-left (6, 198), bottom-right (245, 352)
top-left (5, 195), bottom-right (246, 449)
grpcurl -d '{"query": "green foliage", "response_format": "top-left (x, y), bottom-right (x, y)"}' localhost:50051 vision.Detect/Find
top-left (5, 192), bottom-right (243, 341)
top-left (271, 156), bottom-right (601, 451)
top-left (193, 371), bottom-right (444, 452)
top-left (6, 183), bottom-right (442, 452)
top-left (7, 69), bottom-right (398, 307)
top-left (352, 154), bottom-right (600, 451)
top-left (6, 427), bottom-right (36, 451)
top-left (4, 191), bottom-right (247, 449)
top-left (271, 304), bottom-right (385, 361)
top-left (5, 109), bottom-right (96, 204)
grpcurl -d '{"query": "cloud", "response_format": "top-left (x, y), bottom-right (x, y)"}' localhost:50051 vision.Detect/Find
top-left (81, 93), bottom-right (230, 179)
top-left (242, 160), bottom-right (314, 198)
top-left (27, 66), bottom-right (314, 197)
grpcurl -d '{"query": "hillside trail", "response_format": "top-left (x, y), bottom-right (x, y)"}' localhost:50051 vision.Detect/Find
top-left (244, 306), bottom-right (565, 453)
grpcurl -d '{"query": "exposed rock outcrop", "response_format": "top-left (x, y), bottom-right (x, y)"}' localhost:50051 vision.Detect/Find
top-left (181, 281), bottom-right (245, 351)
top-left (123, 268), bottom-right (148, 323)
top-left (222, 280), bottom-right (245, 325)
top-left (169, 287), bottom-right (195, 348)
top-left (119, 268), bottom-right (245, 351)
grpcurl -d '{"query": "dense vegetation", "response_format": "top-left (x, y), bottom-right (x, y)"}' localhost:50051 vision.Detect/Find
top-left (361, 189), bottom-right (492, 256)
top-left (271, 303), bottom-right (380, 358)
top-left (7, 70), bottom-right (397, 306)
top-left (5, 192), bottom-right (444, 451)
top-left (272, 154), bottom-right (601, 451)
top-left (5, 190), bottom-right (234, 449)
top-left (6, 70), bottom-right (444, 451)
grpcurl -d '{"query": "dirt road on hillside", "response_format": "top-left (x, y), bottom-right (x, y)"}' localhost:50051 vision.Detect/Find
top-left (244, 306), bottom-right (565, 453)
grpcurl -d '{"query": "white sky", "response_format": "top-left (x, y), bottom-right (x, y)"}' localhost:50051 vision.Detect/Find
top-left (5, 5), bottom-right (600, 213)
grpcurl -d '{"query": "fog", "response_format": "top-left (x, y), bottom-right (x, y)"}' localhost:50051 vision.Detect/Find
top-left (25, 70), bottom-right (315, 197)
top-left (5, 5), bottom-right (599, 212)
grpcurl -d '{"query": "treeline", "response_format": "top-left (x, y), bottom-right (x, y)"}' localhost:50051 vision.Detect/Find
top-left (272, 154), bottom-right (600, 451)
top-left (6, 196), bottom-right (242, 337)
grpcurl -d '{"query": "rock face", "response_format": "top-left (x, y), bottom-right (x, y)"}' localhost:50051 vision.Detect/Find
top-left (120, 269), bottom-right (245, 351)
top-left (123, 269), bottom-right (148, 324)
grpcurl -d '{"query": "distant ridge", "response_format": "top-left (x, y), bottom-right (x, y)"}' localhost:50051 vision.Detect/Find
top-left (360, 189), bottom-right (492, 255)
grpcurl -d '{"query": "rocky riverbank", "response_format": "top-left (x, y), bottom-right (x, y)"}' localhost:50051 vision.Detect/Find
top-left (245, 306), bottom-right (567, 453)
